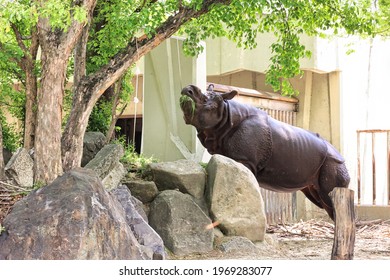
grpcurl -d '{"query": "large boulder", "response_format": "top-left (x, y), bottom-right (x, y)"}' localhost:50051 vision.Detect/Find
top-left (122, 179), bottom-right (159, 203)
top-left (111, 185), bottom-right (165, 260)
top-left (149, 190), bottom-right (213, 256)
top-left (85, 144), bottom-right (126, 190)
top-left (206, 154), bottom-right (267, 242)
top-left (149, 160), bottom-right (206, 199)
top-left (81, 131), bottom-right (106, 166)
top-left (0, 168), bottom-right (152, 260)
top-left (4, 148), bottom-right (33, 188)
top-left (101, 162), bottom-right (126, 190)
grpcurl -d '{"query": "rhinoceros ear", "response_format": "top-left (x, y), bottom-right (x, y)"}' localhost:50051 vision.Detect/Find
top-left (221, 90), bottom-right (238, 100)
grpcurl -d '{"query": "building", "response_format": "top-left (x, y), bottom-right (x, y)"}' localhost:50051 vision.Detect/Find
top-left (117, 34), bottom-right (390, 223)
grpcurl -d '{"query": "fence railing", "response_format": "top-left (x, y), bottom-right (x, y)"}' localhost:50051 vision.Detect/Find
top-left (356, 129), bottom-right (390, 206)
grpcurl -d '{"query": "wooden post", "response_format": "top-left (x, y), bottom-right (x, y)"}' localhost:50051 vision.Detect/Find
top-left (329, 188), bottom-right (356, 260)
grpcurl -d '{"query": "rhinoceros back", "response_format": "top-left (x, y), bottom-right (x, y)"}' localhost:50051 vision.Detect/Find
top-left (257, 117), bottom-right (328, 191)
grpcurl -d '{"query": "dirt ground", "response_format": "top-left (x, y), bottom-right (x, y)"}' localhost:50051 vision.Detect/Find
top-left (170, 219), bottom-right (390, 260)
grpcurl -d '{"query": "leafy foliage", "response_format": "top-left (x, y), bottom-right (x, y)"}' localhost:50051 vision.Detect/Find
top-left (87, 97), bottom-right (112, 134)
top-left (0, 114), bottom-right (22, 152)
top-left (1, 0), bottom-right (378, 102)
top-left (181, 0), bottom-right (376, 95)
top-left (377, 0), bottom-right (390, 36)
top-left (115, 136), bottom-right (158, 178)
top-left (87, 69), bottom-right (134, 135)
top-left (0, 0), bottom-right (381, 150)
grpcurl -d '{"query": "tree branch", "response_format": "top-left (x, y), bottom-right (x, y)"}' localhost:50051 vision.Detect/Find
top-left (10, 23), bottom-right (29, 55)
top-left (79, 0), bottom-right (232, 104)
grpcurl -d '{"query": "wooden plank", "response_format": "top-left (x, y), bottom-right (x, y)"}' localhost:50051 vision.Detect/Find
top-left (329, 188), bottom-right (356, 260)
top-left (357, 129), bottom-right (390, 133)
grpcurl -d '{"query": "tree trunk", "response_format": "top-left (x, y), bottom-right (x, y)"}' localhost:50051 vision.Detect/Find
top-left (34, 54), bottom-right (66, 184)
top-left (329, 188), bottom-right (356, 260)
top-left (33, 1), bottom-right (97, 184)
top-left (62, 84), bottom-right (97, 171)
top-left (0, 122), bottom-right (5, 180)
top-left (74, 24), bottom-right (89, 89)
top-left (23, 68), bottom-right (38, 150)
top-left (23, 30), bottom-right (39, 150)
top-left (10, 24), bottom-right (39, 150)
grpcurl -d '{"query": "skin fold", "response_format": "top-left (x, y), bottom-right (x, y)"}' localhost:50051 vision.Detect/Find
top-left (180, 84), bottom-right (350, 220)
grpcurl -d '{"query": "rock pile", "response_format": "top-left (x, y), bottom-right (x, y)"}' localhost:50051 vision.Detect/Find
top-left (144, 155), bottom-right (267, 256)
top-left (0, 169), bottom-right (163, 260)
top-left (0, 135), bottom-right (267, 260)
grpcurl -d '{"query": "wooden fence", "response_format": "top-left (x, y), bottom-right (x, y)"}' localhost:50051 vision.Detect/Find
top-left (356, 129), bottom-right (390, 206)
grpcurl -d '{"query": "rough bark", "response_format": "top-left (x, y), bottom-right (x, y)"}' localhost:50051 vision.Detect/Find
top-left (24, 72), bottom-right (38, 150)
top-left (23, 33), bottom-right (39, 150)
top-left (329, 188), bottom-right (356, 260)
top-left (61, 0), bottom-right (232, 171)
top-left (62, 86), bottom-right (96, 172)
top-left (34, 50), bottom-right (66, 184)
top-left (74, 24), bottom-right (89, 89)
top-left (34, 0), bottom-right (97, 184)
top-left (10, 24), bottom-right (39, 150)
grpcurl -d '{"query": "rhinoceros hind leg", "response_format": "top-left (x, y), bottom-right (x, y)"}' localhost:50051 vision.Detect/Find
top-left (317, 159), bottom-right (351, 221)
top-left (300, 186), bottom-right (323, 209)
top-left (301, 186), bottom-right (335, 221)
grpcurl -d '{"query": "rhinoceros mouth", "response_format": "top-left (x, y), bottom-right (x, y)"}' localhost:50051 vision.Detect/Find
top-left (179, 94), bottom-right (196, 120)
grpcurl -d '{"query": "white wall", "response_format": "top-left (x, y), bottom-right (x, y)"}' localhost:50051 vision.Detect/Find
top-left (337, 36), bottom-right (390, 206)
top-left (206, 34), bottom-right (390, 206)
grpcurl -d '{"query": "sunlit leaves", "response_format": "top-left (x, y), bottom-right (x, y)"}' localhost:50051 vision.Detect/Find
top-left (38, 0), bottom-right (87, 30)
top-left (1, 0), bottom-right (378, 99)
top-left (181, 0), bottom-right (375, 95)
top-left (377, 0), bottom-right (390, 36)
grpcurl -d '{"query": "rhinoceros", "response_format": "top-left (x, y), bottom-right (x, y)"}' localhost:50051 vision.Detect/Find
top-left (179, 84), bottom-right (350, 220)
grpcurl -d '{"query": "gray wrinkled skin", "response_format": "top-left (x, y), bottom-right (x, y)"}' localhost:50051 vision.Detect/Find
top-left (180, 84), bottom-right (350, 220)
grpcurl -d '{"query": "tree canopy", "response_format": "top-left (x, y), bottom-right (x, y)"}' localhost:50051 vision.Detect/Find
top-left (0, 0), bottom-right (380, 184)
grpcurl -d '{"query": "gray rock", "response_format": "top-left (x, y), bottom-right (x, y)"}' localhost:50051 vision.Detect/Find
top-left (218, 236), bottom-right (260, 254)
top-left (82, 131), bottom-right (106, 167)
top-left (149, 190), bottom-right (213, 256)
top-left (206, 154), bottom-right (267, 242)
top-left (101, 162), bottom-right (126, 190)
top-left (111, 185), bottom-right (165, 260)
top-left (85, 144), bottom-right (125, 190)
top-left (131, 195), bottom-right (149, 223)
top-left (5, 148), bottom-right (33, 188)
top-left (0, 168), bottom-right (150, 260)
top-left (123, 179), bottom-right (159, 203)
top-left (149, 160), bottom-right (206, 199)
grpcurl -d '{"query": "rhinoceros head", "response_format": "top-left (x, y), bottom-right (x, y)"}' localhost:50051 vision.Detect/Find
top-left (179, 84), bottom-right (237, 130)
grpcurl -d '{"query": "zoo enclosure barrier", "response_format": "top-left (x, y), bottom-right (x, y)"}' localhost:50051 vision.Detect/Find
top-left (356, 129), bottom-right (390, 206)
